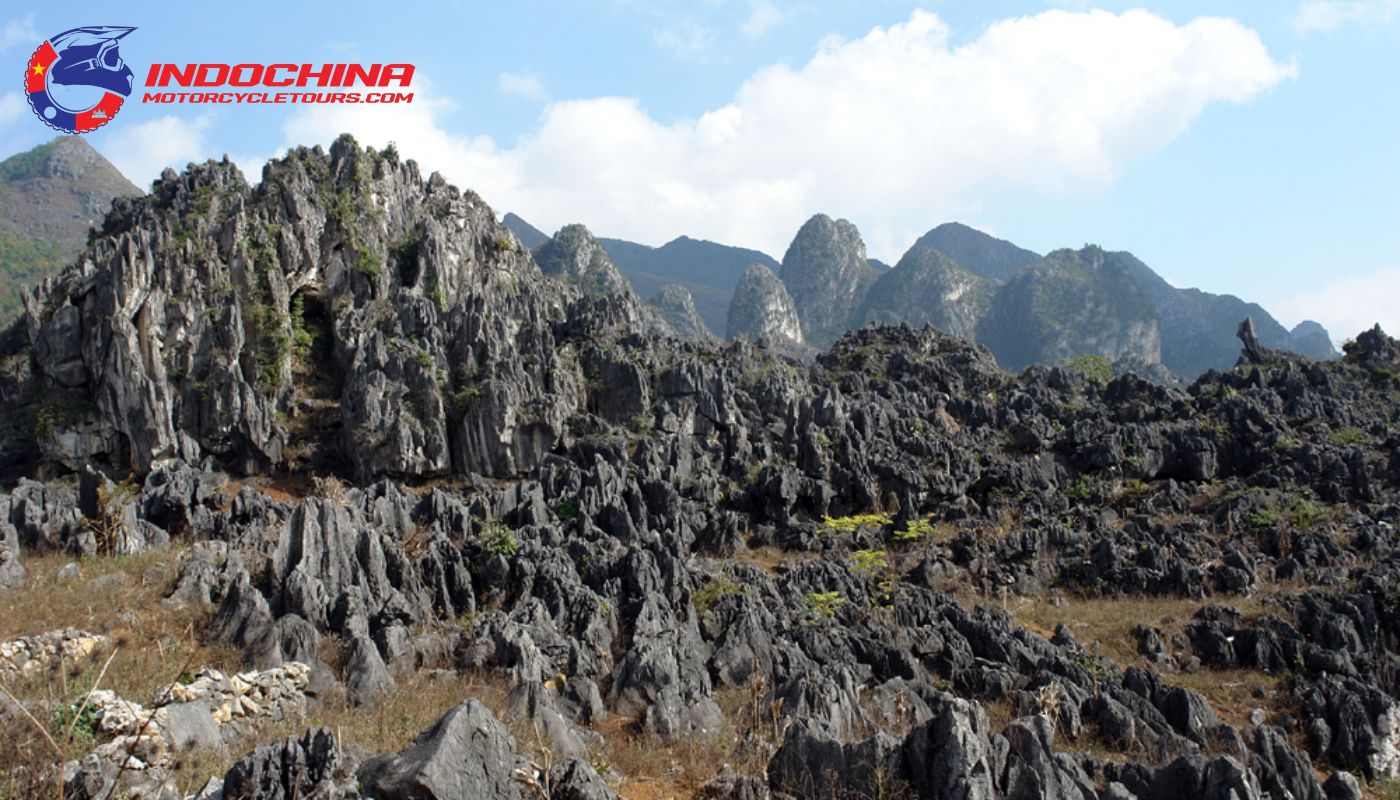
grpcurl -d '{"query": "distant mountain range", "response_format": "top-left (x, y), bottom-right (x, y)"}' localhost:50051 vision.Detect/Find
top-left (0, 137), bottom-right (1335, 380)
top-left (509, 212), bottom-right (1336, 378)
top-left (503, 213), bottom-right (776, 336)
top-left (0, 137), bottom-right (140, 325)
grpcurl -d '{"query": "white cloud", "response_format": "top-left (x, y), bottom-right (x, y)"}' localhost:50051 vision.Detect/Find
top-left (0, 15), bottom-right (38, 53)
top-left (102, 114), bottom-right (215, 186)
top-left (1271, 268), bottom-right (1400, 344)
top-left (1291, 0), bottom-right (1400, 32)
top-left (653, 19), bottom-right (715, 58)
top-left (741, 2), bottom-right (783, 38)
top-left (498, 71), bottom-right (548, 102)
top-left (278, 9), bottom-right (1295, 260)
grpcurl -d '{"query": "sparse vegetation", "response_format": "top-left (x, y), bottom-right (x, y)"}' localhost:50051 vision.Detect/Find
top-left (693, 574), bottom-right (744, 615)
top-left (1064, 353), bottom-right (1113, 386)
top-left (821, 513), bottom-right (893, 536)
top-left (804, 591), bottom-right (846, 619)
top-left (849, 548), bottom-right (888, 576)
top-left (478, 518), bottom-right (519, 557)
top-left (1330, 426), bottom-right (1370, 446)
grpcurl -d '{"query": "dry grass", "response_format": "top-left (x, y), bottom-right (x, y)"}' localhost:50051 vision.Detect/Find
top-left (1362, 778), bottom-right (1400, 800)
top-left (161, 669), bottom-right (514, 796)
top-left (1004, 591), bottom-right (1296, 734)
top-left (1005, 592), bottom-right (1272, 666)
top-left (733, 544), bottom-right (790, 573)
top-left (1, 549), bottom-right (242, 799)
top-left (599, 717), bottom-right (737, 800)
top-left (0, 550), bottom-right (242, 701)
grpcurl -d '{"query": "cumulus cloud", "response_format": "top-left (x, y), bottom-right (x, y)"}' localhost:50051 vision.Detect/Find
top-left (498, 71), bottom-right (548, 101)
top-left (1291, 0), bottom-right (1400, 33)
top-left (102, 114), bottom-right (215, 187)
top-left (1272, 268), bottom-right (1400, 344)
top-left (279, 8), bottom-right (1295, 258)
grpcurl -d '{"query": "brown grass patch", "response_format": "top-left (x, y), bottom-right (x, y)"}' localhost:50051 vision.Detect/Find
top-left (1, 549), bottom-right (242, 799)
top-left (599, 720), bottom-right (737, 800)
top-left (1003, 591), bottom-right (1296, 734)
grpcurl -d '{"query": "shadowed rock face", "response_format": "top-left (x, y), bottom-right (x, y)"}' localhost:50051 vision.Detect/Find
top-left (727, 263), bottom-right (804, 346)
top-left (780, 214), bottom-right (880, 348)
top-left (4, 141), bottom-right (1399, 800)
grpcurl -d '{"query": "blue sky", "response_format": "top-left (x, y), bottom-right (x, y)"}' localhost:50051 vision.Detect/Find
top-left (2, 1), bottom-right (1397, 341)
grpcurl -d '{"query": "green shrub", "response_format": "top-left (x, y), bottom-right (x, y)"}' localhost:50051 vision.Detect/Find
top-left (891, 517), bottom-right (936, 544)
top-left (446, 383), bottom-right (483, 413)
top-left (849, 549), bottom-right (888, 576)
top-left (1285, 500), bottom-right (1328, 530)
top-left (1247, 508), bottom-right (1281, 531)
top-left (1118, 479), bottom-right (1151, 502)
top-left (553, 498), bottom-right (579, 522)
top-left (1064, 354), bottom-right (1113, 386)
top-left (426, 284), bottom-right (447, 313)
top-left (479, 518), bottom-right (518, 556)
top-left (355, 245), bottom-right (381, 278)
top-left (821, 513), bottom-right (893, 536)
top-left (51, 699), bottom-right (100, 750)
top-left (693, 575), bottom-right (744, 615)
top-left (1330, 427), bottom-right (1370, 446)
top-left (804, 591), bottom-right (845, 619)
top-left (1066, 475), bottom-right (1099, 502)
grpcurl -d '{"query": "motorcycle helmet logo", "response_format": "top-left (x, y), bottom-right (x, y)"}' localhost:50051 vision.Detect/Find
top-left (25, 26), bottom-right (137, 134)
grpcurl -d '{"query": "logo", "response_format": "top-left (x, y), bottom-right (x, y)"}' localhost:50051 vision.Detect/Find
top-left (25, 26), bottom-right (136, 134)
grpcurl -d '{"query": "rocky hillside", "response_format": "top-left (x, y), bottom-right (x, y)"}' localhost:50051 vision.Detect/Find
top-left (976, 246), bottom-right (1164, 372)
top-left (1, 136), bottom-right (1398, 800)
top-left (778, 214), bottom-right (881, 349)
top-left (0, 137), bottom-right (141, 327)
top-left (514, 212), bottom-right (1330, 380)
top-left (726, 263), bottom-right (805, 351)
top-left (911, 222), bottom-right (1042, 282)
top-left (502, 211), bottom-right (548, 249)
top-left (856, 245), bottom-right (995, 339)
top-left (599, 234), bottom-right (780, 339)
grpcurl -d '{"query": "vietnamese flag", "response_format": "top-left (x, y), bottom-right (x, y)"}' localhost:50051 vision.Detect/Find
top-left (26, 41), bottom-right (56, 94)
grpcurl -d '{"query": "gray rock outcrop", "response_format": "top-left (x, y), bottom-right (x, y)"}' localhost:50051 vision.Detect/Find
top-left (727, 264), bottom-right (803, 346)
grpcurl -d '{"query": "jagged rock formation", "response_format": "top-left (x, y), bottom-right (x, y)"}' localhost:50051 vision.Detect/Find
top-left (0, 137), bottom-right (141, 326)
top-left (857, 245), bottom-right (994, 339)
top-left (977, 246), bottom-right (1162, 372)
top-left (19, 138), bottom-right (608, 482)
top-left (2, 140), bottom-right (1398, 800)
top-left (911, 222), bottom-right (1042, 282)
top-left (779, 214), bottom-right (880, 347)
top-left (649, 284), bottom-right (713, 342)
top-left (726, 264), bottom-right (804, 347)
